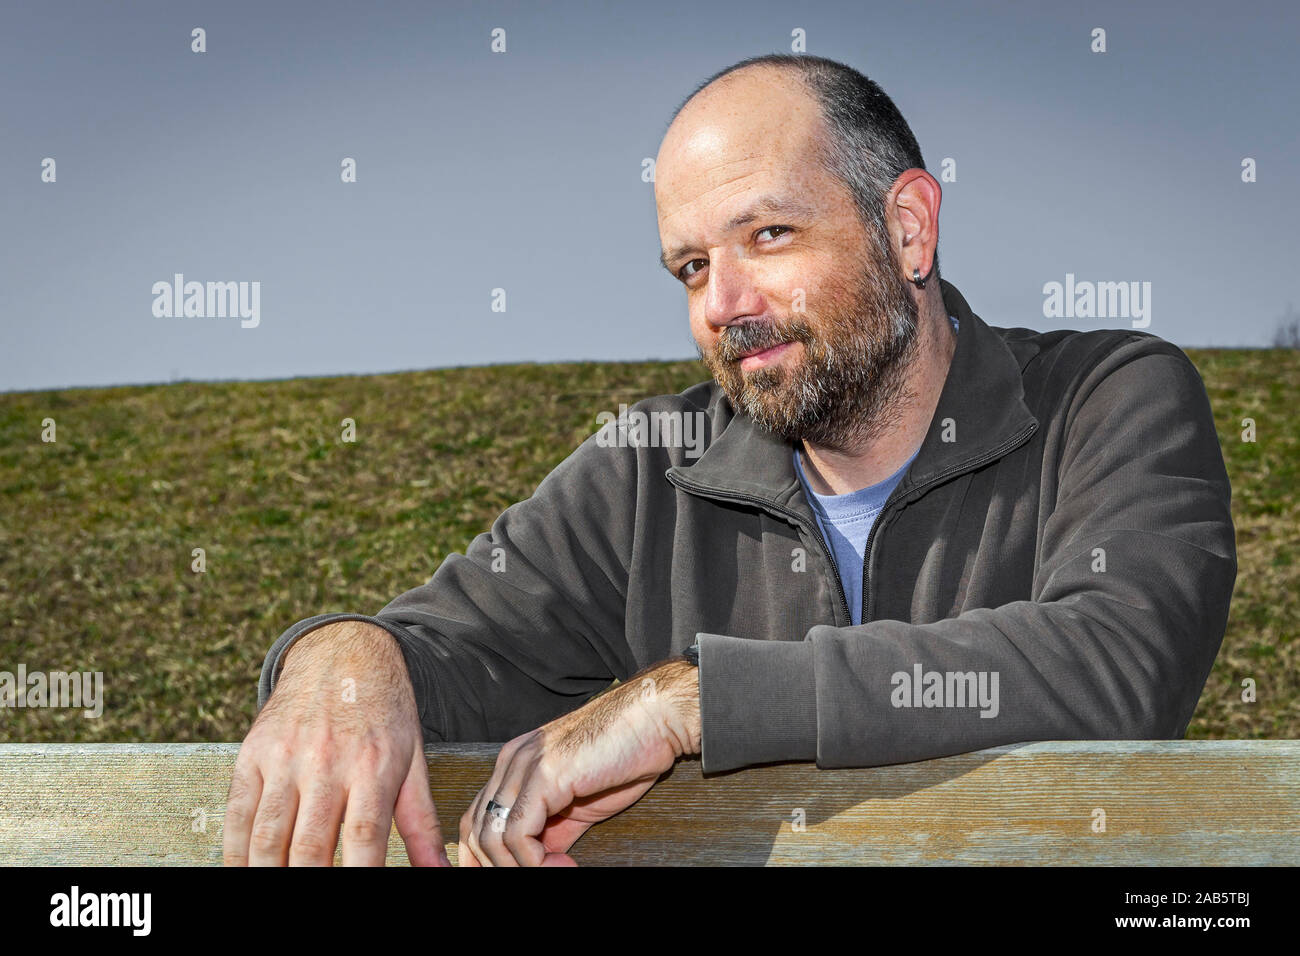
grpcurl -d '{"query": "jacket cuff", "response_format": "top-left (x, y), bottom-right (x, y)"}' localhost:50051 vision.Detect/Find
top-left (256, 612), bottom-right (419, 710)
top-left (696, 633), bottom-right (817, 773)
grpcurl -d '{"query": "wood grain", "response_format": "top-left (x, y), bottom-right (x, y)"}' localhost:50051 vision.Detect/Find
top-left (0, 741), bottom-right (1294, 865)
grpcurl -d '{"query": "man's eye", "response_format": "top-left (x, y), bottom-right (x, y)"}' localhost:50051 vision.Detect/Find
top-left (677, 227), bottom-right (790, 281)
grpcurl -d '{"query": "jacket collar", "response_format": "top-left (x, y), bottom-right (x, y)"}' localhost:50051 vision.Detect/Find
top-left (665, 279), bottom-right (1039, 521)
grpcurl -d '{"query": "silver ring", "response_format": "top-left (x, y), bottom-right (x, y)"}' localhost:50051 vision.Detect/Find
top-left (486, 799), bottom-right (511, 821)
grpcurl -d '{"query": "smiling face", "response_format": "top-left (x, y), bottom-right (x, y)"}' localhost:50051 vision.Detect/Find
top-left (655, 66), bottom-right (919, 449)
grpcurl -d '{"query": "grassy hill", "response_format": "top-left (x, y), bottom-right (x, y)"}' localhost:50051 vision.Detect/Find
top-left (1, 350), bottom-right (1296, 742)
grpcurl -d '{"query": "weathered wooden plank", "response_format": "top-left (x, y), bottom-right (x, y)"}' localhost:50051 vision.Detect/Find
top-left (0, 741), bottom-right (1294, 865)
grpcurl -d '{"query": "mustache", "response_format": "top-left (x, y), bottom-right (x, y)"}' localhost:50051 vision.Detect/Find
top-left (714, 319), bottom-right (811, 364)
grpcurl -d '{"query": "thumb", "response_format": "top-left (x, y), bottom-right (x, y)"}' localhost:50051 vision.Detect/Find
top-left (540, 815), bottom-right (594, 854)
top-left (540, 852), bottom-right (579, 867)
top-left (393, 747), bottom-right (449, 866)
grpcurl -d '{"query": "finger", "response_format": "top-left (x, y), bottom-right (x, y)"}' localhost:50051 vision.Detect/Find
top-left (475, 750), bottom-right (533, 867)
top-left (247, 777), bottom-right (299, 866)
top-left (459, 740), bottom-right (518, 868)
top-left (340, 784), bottom-right (396, 867)
top-left (456, 838), bottom-right (484, 866)
top-left (458, 785), bottom-right (491, 867)
top-left (287, 777), bottom-right (345, 867)
top-left (222, 761), bottom-right (264, 866)
top-left (496, 777), bottom-right (554, 867)
top-left (394, 748), bottom-right (447, 867)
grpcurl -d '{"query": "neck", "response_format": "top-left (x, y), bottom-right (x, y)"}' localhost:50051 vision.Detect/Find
top-left (799, 288), bottom-right (956, 495)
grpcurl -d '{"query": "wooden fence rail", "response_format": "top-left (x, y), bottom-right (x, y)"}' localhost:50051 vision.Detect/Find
top-left (0, 741), bottom-right (1295, 865)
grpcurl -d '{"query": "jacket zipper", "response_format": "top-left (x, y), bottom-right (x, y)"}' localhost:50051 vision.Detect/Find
top-left (667, 418), bottom-right (1037, 632)
top-left (663, 475), bottom-right (853, 626)
top-left (859, 420), bottom-right (1039, 623)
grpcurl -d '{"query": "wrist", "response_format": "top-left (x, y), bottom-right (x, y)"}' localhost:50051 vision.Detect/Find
top-left (276, 620), bottom-right (408, 703)
top-left (643, 659), bottom-right (701, 758)
top-left (283, 620), bottom-right (396, 669)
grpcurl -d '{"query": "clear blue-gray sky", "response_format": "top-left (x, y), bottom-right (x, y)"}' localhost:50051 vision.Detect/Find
top-left (2, 0), bottom-right (1296, 392)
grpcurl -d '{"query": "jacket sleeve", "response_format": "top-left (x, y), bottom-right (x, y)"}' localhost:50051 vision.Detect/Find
top-left (256, 430), bottom-right (637, 743)
top-left (696, 337), bottom-right (1237, 772)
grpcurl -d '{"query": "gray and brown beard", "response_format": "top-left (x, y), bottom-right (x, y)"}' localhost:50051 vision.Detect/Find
top-left (697, 229), bottom-right (921, 452)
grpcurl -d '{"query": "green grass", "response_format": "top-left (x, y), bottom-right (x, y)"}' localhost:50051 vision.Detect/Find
top-left (1, 350), bottom-right (1296, 742)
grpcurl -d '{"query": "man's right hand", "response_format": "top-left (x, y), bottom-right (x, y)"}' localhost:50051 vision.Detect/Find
top-left (222, 620), bottom-right (450, 866)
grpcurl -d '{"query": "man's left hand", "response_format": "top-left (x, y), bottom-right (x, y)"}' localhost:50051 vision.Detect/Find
top-left (457, 658), bottom-right (701, 866)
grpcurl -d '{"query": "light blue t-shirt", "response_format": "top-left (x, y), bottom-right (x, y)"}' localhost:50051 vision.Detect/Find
top-left (794, 445), bottom-right (917, 624)
top-left (793, 314), bottom-right (958, 624)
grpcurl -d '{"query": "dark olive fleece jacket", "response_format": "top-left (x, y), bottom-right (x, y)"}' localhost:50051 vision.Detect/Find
top-left (259, 279), bottom-right (1236, 774)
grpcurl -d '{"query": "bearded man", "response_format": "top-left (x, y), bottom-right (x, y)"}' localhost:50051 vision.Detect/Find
top-left (223, 54), bottom-right (1236, 867)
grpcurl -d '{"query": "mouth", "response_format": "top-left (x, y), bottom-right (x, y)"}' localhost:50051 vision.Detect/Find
top-left (738, 340), bottom-right (795, 372)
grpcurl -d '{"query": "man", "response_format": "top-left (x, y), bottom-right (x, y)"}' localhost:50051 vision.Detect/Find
top-left (223, 54), bottom-right (1236, 867)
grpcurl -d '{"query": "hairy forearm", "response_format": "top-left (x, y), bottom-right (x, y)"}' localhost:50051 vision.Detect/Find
top-left (275, 620), bottom-right (412, 721)
top-left (556, 657), bottom-right (701, 761)
top-left (281, 619), bottom-right (398, 670)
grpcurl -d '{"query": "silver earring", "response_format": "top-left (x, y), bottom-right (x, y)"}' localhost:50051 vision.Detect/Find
top-left (911, 267), bottom-right (926, 289)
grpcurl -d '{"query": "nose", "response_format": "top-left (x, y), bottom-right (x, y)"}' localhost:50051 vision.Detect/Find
top-left (703, 251), bottom-right (767, 332)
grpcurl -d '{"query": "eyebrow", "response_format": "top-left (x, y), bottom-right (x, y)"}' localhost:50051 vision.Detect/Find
top-left (659, 194), bottom-right (815, 273)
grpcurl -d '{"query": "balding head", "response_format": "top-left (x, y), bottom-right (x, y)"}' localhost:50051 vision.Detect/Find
top-left (656, 63), bottom-right (832, 221)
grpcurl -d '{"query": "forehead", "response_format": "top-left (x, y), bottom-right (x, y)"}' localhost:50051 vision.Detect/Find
top-left (657, 74), bottom-right (825, 198)
top-left (654, 70), bottom-right (850, 238)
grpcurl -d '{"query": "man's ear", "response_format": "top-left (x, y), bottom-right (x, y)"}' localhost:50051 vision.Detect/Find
top-left (890, 169), bottom-right (942, 277)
